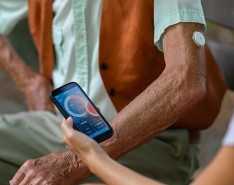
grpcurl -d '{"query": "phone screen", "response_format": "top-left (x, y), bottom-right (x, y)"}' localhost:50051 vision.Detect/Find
top-left (50, 82), bottom-right (113, 143)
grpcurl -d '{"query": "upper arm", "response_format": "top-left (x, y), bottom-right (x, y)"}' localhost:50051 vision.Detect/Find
top-left (154, 0), bottom-right (206, 51)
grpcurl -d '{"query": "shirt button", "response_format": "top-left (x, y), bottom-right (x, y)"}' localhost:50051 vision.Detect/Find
top-left (100, 63), bottom-right (108, 70)
top-left (109, 89), bottom-right (116, 96)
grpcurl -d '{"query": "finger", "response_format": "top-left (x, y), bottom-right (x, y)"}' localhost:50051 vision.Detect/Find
top-left (62, 117), bottom-right (92, 148)
top-left (61, 117), bottom-right (79, 145)
top-left (66, 117), bottom-right (74, 127)
top-left (62, 135), bottom-right (67, 144)
top-left (18, 175), bottom-right (32, 185)
top-left (10, 171), bottom-right (25, 184)
top-left (61, 117), bottom-right (73, 135)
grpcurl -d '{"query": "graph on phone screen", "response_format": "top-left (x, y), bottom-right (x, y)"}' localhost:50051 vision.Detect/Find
top-left (54, 86), bottom-right (110, 138)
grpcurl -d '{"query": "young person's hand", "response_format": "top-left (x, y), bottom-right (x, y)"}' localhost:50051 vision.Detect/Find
top-left (61, 117), bottom-right (109, 165)
top-left (61, 118), bottom-right (165, 185)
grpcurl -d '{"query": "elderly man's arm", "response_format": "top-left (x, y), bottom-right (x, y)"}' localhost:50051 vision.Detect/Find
top-left (11, 22), bottom-right (206, 184)
top-left (101, 22), bottom-right (206, 158)
top-left (0, 36), bottom-right (55, 112)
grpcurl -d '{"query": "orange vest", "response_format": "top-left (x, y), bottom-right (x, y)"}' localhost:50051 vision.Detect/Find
top-left (28, 0), bottom-right (226, 131)
top-left (28, 0), bottom-right (54, 81)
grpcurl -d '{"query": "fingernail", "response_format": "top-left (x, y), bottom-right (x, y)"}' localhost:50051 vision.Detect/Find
top-left (67, 117), bottom-right (73, 122)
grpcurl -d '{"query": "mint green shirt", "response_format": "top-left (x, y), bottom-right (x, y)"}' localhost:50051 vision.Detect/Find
top-left (0, 1), bottom-right (27, 35)
top-left (0, 0), bottom-right (206, 120)
top-left (0, 0), bottom-right (206, 51)
top-left (0, 2), bottom-right (206, 184)
top-left (154, 0), bottom-right (206, 51)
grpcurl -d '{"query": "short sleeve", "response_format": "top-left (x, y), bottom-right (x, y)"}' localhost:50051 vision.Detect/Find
top-left (0, 1), bottom-right (28, 35)
top-left (154, 0), bottom-right (206, 52)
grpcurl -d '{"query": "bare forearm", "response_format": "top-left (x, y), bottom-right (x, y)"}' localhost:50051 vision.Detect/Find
top-left (58, 151), bottom-right (91, 182)
top-left (100, 22), bottom-right (206, 159)
top-left (192, 147), bottom-right (234, 185)
top-left (0, 36), bottom-right (55, 112)
top-left (87, 154), bottom-right (164, 185)
top-left (62, 23), bottom-right (206, 181)
top-left (0, 36), bottom-right (37, 92)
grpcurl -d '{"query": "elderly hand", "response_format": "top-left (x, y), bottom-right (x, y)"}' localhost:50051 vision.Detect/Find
top-left (0, 36), bottom-right (55, 113)
top-left (10, 151), bottom-right (81, 185)
top-left (61, 117), bottom-right (109, 166)
top-left (23, 74), bottom-right (55, 113)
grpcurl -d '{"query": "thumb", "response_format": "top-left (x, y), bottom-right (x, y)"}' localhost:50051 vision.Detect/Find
top-left (61, 117), bottom-right (74, 134)
top-left (66, 117), bottom-right (74, 127)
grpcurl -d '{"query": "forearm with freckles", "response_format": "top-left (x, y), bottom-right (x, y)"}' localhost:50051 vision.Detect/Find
top-left (0, 36), bottom-right (38, 92)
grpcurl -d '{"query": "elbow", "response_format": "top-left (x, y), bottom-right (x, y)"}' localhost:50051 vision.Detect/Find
top-left (187, 80), bottom-right (206, 108)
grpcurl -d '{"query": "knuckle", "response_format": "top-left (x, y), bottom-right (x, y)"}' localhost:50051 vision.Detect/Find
top-left (23, 159), bottom-right (33, 168)
top-left (67, 132), bottom-right (75, 141)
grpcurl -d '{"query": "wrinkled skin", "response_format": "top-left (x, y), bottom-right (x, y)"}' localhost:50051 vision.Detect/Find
top-left (0, 36), bottom-right (55, 113)
top-left (10, 152), bottom-right (82, 185)
top-left (61, 118), bottom-right (109, 166)
top-left (23, 74), bottom-right (55, 113)
top-left (7, 22), bottom-right (206, 184)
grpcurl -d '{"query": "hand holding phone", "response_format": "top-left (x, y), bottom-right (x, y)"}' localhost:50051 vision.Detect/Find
top-left (50, 82), bottom-right (113, 143)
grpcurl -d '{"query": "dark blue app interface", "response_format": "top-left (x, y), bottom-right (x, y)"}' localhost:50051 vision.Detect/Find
top-left (55, 86), bottom-right (110, 138)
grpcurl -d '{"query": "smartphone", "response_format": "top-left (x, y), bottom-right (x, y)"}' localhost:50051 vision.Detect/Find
top-left (50, 82), bottom-right (113, 143)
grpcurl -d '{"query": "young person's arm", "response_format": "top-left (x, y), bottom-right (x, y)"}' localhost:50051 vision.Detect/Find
top-left (0, 36), bottom-right (55, 112)
top-left (192, 113), bottom-right (234, 185)
top-left (191, 147), bottom-right (234, 185)
top-left (61, 118), bottom-right (165, 185)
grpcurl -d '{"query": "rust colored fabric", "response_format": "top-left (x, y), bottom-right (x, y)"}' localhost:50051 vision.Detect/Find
top-left (99, 0), bottom-right (165, 112)
top-left (28, 0), bottom-right (54, 80)
top-left (99, 0), bottom-right (226, 130)
top-left (28, 0), bottom-right (226, 130)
